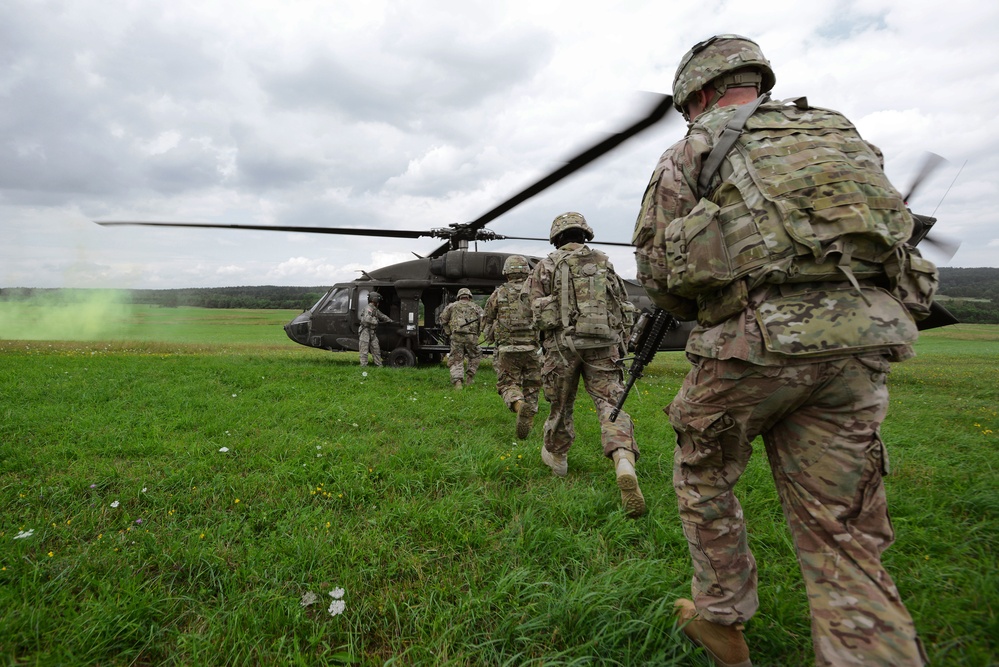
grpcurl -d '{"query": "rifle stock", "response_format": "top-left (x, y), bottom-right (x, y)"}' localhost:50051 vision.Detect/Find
top-left (610, 307), bottom-right (678, 422)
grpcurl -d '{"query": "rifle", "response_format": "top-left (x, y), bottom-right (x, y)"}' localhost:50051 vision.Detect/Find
top-left (610, 307), bottom-right (678, 422)
top-left (454, 314), bottom-right (481, 334)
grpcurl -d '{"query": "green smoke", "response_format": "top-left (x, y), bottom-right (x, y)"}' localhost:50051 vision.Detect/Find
top-left (0, 289), bottom-right (134, 341)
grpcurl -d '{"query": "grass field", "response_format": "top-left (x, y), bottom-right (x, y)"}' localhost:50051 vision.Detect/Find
top-left (1, 305), bottom-right (996, 665)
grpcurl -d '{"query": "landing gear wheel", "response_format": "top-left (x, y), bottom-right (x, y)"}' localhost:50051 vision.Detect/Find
top-left (387, 347), bottom-right (417, 367)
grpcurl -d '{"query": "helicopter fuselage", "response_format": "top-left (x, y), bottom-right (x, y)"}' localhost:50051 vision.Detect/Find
top-left (283, 249), bottom-right (692, 366)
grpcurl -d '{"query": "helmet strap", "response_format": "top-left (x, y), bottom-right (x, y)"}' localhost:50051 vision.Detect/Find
top-left (711, 70), bottom-right (763, 99)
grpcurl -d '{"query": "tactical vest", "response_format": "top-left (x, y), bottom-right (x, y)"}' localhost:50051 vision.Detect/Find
top-left (492, 280), bottom-right (535, 347)
top-left (447, 300), bottom-right (481, 336)
top-left (359, 305), bottom-right (381, 330)
top-left (664, 98), bottom-right (914, 312)
top-left (549, 246), bottom-right (624, 350)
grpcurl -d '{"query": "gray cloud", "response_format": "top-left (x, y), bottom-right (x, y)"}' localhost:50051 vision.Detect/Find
top-left (2, 0), bottom-right (996, 291)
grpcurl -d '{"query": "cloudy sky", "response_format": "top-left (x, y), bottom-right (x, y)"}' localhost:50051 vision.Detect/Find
top-left (3, 0), bottom-right (997, 290)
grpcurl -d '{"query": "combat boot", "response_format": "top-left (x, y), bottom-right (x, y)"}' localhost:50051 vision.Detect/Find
top-left (452, 379), bottom-right (463, 390)
top-left (674, 599), bottom-right (752, 667)
top-left (515, 402), bottom-right (534, 440)
top-left (541, 445), bottom-right (567, 477)
top-left (612, 449), bottom-right (646, 518)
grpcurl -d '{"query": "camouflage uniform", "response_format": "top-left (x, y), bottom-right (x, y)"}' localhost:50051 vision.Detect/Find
top-left (524, 242), bottom-right (638, 460)
top-left (633, 36), bottom-right (928, 666)
top-left (439, 293), bottom-right (484, 387)
top-left (483, 272), bottom-right (541, 423)
top-left (358, 300), bottom-right (392, 367)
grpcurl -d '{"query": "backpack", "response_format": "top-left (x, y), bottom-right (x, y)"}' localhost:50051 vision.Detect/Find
top-left (493, 281), bottom-right (535, 346)
top-left (664, 95), bottom-right (935, 324)
top-left (551, 246), bottom-right (625, 350)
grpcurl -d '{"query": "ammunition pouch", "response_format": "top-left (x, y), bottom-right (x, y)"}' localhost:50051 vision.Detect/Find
top-left (884, 245), bottom-right (938, 321)
top-left (533, 295), bottom-right (560, 331)
top-left (696, 279), bottom-right (749, 327)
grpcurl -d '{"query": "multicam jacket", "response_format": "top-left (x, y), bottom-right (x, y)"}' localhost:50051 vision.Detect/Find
top-left (359, 303), bottom-right (392, 332)
top-left (523, 242), bottom-right (633, 353)
top-left (440, 298), bottom-right (483, 338)
top-left (633, 99), bottom-right (920, 365)
top-left (483, 278), bottom-right (538, 352)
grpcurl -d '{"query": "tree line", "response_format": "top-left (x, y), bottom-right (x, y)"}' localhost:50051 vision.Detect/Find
top-left (934, 267), bottom-right (999, 324)
top-left (3, 267), bottom-right (998, 322)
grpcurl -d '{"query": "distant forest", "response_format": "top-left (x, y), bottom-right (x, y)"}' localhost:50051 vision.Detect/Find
top-left (933, 267), bottom-right (999, 324)
top-left (3, 267), bottom-right (998, 322)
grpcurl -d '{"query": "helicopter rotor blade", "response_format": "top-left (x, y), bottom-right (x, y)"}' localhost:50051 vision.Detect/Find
top-left (96, 220), bottom-right (434, 240)
top-left (99, 94), bottom-right (675, 258)
top-left (921, 232), bottom-right (961, 262)
top-left (908, 213), bottom-right (960, 262)
top-left (428, 92), bottom-right (675, 256)
top-left (903, 152), bottom-right (945, 204)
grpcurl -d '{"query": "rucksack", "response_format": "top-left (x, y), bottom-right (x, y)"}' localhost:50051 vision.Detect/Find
top-left (493, 281), bottom-right (535, 346)
top-left (662, 95), bottom-right (935, 324)
top-left (552, 246), bottom-right (623, 350)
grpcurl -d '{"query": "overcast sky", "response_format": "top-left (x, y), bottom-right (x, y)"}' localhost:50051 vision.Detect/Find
top-left (3, 0), bottom-right (997, 290)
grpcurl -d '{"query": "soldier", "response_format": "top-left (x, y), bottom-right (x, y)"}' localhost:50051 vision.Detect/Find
top-left (483, 255), bottom-right (541, 439)
top-left (633, 35), bottom-right (934, 666)
top-left (524, 212), bottom-right (644, 518)
top-left (439, 287), bottom-right (484, 389)
top-left (358, 291), bottom-right (393, 367)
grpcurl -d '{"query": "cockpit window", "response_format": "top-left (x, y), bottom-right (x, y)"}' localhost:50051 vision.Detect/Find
top-left (320, 288), bottom-right (350, 314)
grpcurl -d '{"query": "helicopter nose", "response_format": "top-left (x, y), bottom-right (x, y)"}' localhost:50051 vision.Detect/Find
top-left (285, 311), bottom-right (311, 344)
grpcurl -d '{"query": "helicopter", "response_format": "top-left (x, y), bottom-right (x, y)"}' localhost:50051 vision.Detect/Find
top-left (276, 248), bottom-right (693, 366)
top-left (97, 95), bottom-right (957, 365)
top-left (99, 94), bottom-right (694, 365)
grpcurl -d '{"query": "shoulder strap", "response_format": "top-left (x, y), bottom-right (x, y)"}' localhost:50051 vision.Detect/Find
top-left (696, 93), bottom-right (770, 197)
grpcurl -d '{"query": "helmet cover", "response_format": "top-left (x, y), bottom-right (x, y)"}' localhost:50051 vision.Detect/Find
top-left (549, 212), bottom-right (594, 244)
top-left (502, 254), bottom-right (530, 276)
top-left (673, 34), bottom-right (775, 114)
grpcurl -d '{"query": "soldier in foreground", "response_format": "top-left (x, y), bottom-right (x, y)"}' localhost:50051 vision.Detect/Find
top-left (482, 255), bottom-right (541, 439)
top-left (439, 287), bottom-right (484, 389)
top-left (524, 212), bottom-right (644, 518)
top-left (633, 35), bottom-right (933, 666)
top-left (358, 292), bottom-right (392, 367)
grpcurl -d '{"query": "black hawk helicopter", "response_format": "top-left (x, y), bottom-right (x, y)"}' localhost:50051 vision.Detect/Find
top-left (98, 96), bottom-right (957, 366)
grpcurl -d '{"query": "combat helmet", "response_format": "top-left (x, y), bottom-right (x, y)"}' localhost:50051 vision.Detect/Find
top-left (368, 291), bottom-right (382, 302)
top-left (549, 212), bottom-right (594, 246)
top-left (502, 254), bottom-right (530, 276)
top-left (457, 287), bottom-right (473, 299)
top-left (673, 34), bottom-right (775, 119)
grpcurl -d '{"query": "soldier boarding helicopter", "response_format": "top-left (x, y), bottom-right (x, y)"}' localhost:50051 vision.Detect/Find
top-left (98, 97), bottom-right (957, 366)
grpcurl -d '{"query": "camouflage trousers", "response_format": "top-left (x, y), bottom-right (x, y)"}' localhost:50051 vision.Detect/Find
top-left (495, 348), bottom-right (542, 418)
top-left (358, 329), bottom-right (382, 367)
top-left (541, 344), bottom-right (637, 459)
top-left (670, 354), bottom-right (925, 666)
top-left (448, 334), bottom-right (482, 385)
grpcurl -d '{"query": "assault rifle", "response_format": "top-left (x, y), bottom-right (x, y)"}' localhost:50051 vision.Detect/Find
top-left (444, 314), bottom-right (482, 339)
top-left (610, 307), bottom-right (679, 422)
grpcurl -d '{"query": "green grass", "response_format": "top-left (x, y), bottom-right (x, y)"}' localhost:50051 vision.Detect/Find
top-left (1, 309), bottom-right (996, 665)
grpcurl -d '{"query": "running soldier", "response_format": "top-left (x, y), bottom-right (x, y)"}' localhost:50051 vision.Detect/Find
top-left (483, 255), bottom-right (541, 439)
top-left (524, 212), bottom-right (644, 518)
top-left (358, 292), bottom-right (392, 367)
top-left (633, 35), bottom-right (933, 666)
top-left (439, 287), bottom-right (484, 389)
